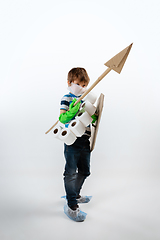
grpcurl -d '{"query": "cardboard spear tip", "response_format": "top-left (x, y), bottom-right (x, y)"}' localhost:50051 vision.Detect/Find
top-left (104, 43), bottom-right (133, 74)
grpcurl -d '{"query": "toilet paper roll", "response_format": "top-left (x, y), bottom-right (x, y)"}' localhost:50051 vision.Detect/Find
top-left (58, 121), bottom-right (65, 128)
top-left (53, 125), bottom-right (63, 139)
top-left (76, 111), bottom-right (92, 127)
top-left (84, 92), bottom-right (97, 104)
top-left (59, 128), bottom-right (77, 145)
top-left (69, 119), bottom-right (86, 137)
top-left (81, 100), bottom-right (96, 116)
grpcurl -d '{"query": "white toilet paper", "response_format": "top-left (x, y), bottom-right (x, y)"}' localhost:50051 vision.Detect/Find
top-left (76, 111), bottom-right (92, 127)
top-left (84, 92), bottom-right (97, 104)
top-left (69, 119), bottom-right (86, 137)
top-left (53, 125), bottom-right (62, 139)
top-left (58, 121), bottom-right (65, 128)
top-left (59, 128), bottom-right (77, 145)
top-left (81, 100), bottom-right (96, 116)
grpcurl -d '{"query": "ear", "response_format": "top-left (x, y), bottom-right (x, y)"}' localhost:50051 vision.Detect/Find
top-left (67, 80), bottom-right (71, 86)
top-left (67, 81), bottom-right (71, 87)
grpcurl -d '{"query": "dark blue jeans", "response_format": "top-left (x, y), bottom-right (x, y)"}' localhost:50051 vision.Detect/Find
top-left (63, 135), bottom-right (91, 208)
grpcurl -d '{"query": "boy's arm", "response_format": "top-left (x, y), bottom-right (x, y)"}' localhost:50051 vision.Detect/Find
top-left (59, 101), bottom-right (97, 124)
top-left (60, 109), bottom-right (66, 115)
top-left (59, 98), bottom-right (81, 124)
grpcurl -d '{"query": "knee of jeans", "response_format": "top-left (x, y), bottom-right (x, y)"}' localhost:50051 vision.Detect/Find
top-left (64, 172), bottom-right (77, 180)
top-left (85, 172), bottom-right (91, 177)
top-left (78, 171), bottom-right (91, 177)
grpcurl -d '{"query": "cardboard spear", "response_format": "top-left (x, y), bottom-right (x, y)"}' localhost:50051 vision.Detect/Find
top-left (45, 43), bottom-right (133, 134)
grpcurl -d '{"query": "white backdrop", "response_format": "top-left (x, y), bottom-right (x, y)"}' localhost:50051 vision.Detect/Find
top-left (0, 1), bottom-right (160, 240)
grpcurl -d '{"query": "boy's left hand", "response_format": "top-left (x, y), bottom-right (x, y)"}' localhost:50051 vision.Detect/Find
top-left (91, 114), bottom-right (98, 124)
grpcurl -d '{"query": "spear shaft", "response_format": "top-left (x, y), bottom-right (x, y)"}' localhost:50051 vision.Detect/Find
top-left (45, 68), bottom-right (111, 134)
top-left (45, 43), bottom-right (133, 134)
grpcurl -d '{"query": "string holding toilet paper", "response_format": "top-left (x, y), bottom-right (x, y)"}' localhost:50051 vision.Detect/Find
top-left (45, 43), bottom-right (133, 135)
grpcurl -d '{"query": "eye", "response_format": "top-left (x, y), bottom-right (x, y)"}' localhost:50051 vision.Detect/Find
top-left (76, 83), bottom-right (79, 85)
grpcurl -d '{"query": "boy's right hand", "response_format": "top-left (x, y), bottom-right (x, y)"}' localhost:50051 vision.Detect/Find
top-left (59, 98), bottom-right (81, 124)
top-left (69, 98), bottom-right (81, 114)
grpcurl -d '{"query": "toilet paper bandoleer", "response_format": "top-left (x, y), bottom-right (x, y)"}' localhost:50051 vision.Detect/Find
top-left (58, 67), bottom-right (97, 222)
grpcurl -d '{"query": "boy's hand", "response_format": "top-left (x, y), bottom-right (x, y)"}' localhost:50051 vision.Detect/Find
top-left (69, 98), bottom-right (81, 114)
top-left (91, 114), bottom-right (98, 124)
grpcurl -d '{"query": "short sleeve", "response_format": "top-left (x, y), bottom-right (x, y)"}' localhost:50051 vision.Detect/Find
top-left (60, 94), bottom-right (71, 111)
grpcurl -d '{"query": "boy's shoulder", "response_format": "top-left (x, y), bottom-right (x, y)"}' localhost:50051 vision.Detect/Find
top-left (62, 93), bottom-right (71, 98)
top-left (61, 92), bottom-right (79, 100)
top-left (61, 93), bottom-right (72, 101)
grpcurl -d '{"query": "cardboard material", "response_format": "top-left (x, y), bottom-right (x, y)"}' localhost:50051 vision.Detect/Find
top-left (90, 93), bottom-right (104, 152)
top-left (45, 43), bottom-right (133, 134)
top-left (104, 43), bottom-right (133, 74)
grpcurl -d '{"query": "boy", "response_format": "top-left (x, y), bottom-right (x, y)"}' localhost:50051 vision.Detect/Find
top-left (59, 67), bottom-right (96, 222)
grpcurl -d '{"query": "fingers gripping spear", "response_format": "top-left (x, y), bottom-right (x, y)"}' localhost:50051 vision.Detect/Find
top-left (45, 43), bottom-right (133, 134)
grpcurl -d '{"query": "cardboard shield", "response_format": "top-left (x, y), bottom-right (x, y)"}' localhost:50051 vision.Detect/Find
top-left (90, 93), bottom-right (105, 152)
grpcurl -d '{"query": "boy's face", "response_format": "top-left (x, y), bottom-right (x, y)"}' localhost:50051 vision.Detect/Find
top-left (68, 78), bottom-right (88, 88)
